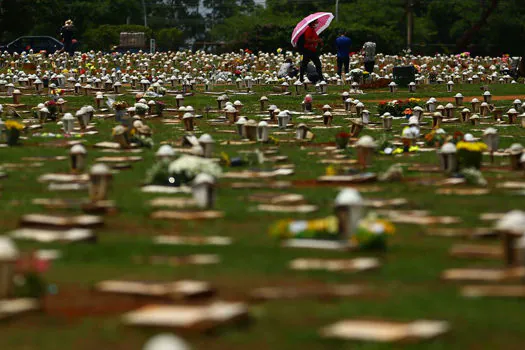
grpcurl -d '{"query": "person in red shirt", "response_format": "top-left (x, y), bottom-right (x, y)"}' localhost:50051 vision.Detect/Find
top-left (299, 19), bottom-right (324, 83)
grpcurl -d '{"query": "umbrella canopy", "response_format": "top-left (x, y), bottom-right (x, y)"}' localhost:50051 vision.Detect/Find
top-left (291, 12), bottom-right (334, 47)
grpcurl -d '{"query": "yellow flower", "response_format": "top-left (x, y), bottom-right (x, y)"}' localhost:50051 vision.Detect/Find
top-left (326, 165), bottom-right (337, 176)
top-left (5, 120), bottom-right (24, 131)
top-left (456, 141), bottom-right (488, 152)
top-left (392, 148), bottom-right (404, 154)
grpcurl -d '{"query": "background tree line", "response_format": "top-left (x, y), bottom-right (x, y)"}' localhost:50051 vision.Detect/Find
top-left (0, 0), bottom-right (523, 56)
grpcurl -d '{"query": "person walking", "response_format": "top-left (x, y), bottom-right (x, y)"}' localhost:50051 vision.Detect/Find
top-left (299, 19), bottom-right (324, 83)
top-left (361, 37), bottom-right (376, 73)
top-left (59, 19), bottom-right (75, 56)
top-left (335, 31), bottom-right (351, 77)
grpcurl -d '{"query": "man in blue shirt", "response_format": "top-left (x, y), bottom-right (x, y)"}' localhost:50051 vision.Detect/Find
top-left (335, 31), bottom-right (352, 77)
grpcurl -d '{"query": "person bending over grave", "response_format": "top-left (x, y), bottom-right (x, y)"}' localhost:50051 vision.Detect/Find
top-left (278, 58), bottom-right (299, 78)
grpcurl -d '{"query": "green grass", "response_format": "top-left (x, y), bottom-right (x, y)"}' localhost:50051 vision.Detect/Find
top-left (1, 82), bottom-right (525, 349)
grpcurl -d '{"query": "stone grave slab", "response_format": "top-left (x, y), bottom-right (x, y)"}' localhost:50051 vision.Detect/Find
top-left (449, 244), bottom-right (502, 259)
top-left (141, 186), bottom-right (192, 194)
top-left (282, 239), bottom-right (355, 251)
top-left (255, 204), bottom-right (318, 213)
top-left (38, 173), bottom-right (89, 183)
top-left (96, 280), bottom-right (214, 299)
top-left (153, 236), bottom-right (232, 246)
top-left (442, 267), bottom-right (525, 282)
top-left (320, 319), bottom-right (449, 343)
top-left (10, 227), bottom-right (95, 243)
top-left (19, 214), bottom-right (103, 229)
top-left (250, 284), bottom-right (370, 301)
top-left (318, 173), bottom-right (377, 183)
top-left (461, 285), bottom-right (525, 298)
top-left (151, 210), bottom-right (224, 220)
top-left (95, 156), bottom-right (143, 163)
top-left (148, 197), bottom-right (197, 208)
top-left (424, 227), bottom-right (496, 239)
top-left (222, 168), bottom-right (294, 179)
top-left (48, 183), bottom-right (88, 191)
top-left (363, 198), bottom-right (408, 208)
top-left (230, 181), bottom-right (291, 189)
top-left (436, 188), bottom-right (490, 195)
top-left (122, 301), bottom-right (249, 332)
top-left (290, 258), bottom-right (380, 272)
top-left (136, 254), bottom-right (220, 267)
top-left (247, 193), bottom-right (305, 205)
top-left (0, 299), bottom-right (40, 321)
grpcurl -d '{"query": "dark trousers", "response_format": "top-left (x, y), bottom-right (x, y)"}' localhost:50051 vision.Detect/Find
top-left (364, 61), bottom-right (375, 73)
top-left (337, 56), bottom-right (349, 76)
top-left (300, 50), bottom-right (323, 82)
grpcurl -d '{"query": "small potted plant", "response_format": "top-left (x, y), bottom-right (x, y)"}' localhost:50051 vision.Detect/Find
top-left (456, 137), bottom-right (487, 170)
top-left (113, 101), bottom-right (128, 122)
top-left (155, 101), bottom-right (165, 116)
top-left (5, 120), bottom-right (24, 146)
top-left (335, 132), bottom-right (351, 149)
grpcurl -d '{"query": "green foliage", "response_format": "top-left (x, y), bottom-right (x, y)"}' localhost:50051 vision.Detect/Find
top-left (156, 27), bottom-right (183, 51)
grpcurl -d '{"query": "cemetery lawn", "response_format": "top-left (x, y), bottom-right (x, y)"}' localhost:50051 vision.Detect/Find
top-left (1, 83), bottom-right (525, 349)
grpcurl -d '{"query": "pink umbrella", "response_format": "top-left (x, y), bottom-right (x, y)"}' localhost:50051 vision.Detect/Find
top-left (291, 12), bottom-right (334, 47)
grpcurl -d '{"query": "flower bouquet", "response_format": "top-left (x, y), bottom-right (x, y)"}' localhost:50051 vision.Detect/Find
top-left (335, 131), bottom-right (351, 149)
top-left (456, 141), bottom-right (487, 169)
top-left (5, 120), bottom-right (24, 146)
top-left (44, 100), bottom-right (58, 119)
top-left (351, 213), bottom-right (395, 250)
top-left (269, 216), bottom-right (339, 240)
top-left (149, 155), bottom-right (222, 186)
top-left (424, 129), bottom-right (447, 147)
top-left (13, 251), bottom-right (48, 299)
top-left (112, 100), bottom-right (128, 122)
top-left (134, 102), bottom-right (148, 116)
top-left (377, 98), bottom-right (421, 117)
top-left (155, 100), bottom-right (165, 115)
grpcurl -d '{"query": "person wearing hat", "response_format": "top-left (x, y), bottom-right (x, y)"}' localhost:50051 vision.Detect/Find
top-left (59, 20), bottom-right (75, 56)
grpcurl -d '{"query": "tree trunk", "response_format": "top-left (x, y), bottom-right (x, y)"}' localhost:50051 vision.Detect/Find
top-left (456, 0), bottom-right (499, 52)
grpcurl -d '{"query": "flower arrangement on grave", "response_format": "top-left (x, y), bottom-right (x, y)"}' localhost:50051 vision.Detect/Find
top-left (349, 68), bottom-right (363, 82)
top-left (50, 88), bottom-right (64, 96)
top-left (269, 216), bottom-right (339, 240)
top-left (44, 100), bottom-right (58, 119)
top-left (424, 129), bottom-right (447, 147)
top-left (13, 251), bottom-right (48, 299)
top-left (5, 120), bottom-right (24, 146)
top-left (460, 168), bottom-right (487, 186)
top-left (155, 100), bottom-right (165, 115)
top-left (335, 131), bottom-right (351, 149)
top-left (146, 155), bottom-right (222, 186)
top-left (269, 213), bottom-right (395, 250)
top-left (113, 100), bottom-right (128, 111)
top-left (456, 141), bottom-right (487, 169)
top-left (219, 150), bottom-right (266, 168)
top-left (134, 102), bottom-right (148, 116)
top-left (377, 98), bottom-right (421, 117)
top-left (351, 212), bottom-right (395, 250)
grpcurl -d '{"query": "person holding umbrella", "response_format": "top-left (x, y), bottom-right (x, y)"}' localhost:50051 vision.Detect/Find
top-left (299, 19), bottom-right (324, 83)
top-left (291, 12), bottom-right (334, 82)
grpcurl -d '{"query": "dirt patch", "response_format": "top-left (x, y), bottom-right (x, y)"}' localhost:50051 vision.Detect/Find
top-left (42, 286), bottom-right (172, 320)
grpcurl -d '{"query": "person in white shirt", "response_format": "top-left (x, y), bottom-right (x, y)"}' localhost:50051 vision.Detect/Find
top-left (361, 37), bottom-right (376, 73)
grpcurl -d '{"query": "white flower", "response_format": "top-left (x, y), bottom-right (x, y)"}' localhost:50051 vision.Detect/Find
top-left (168, 155), bottom-right (222, 179)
